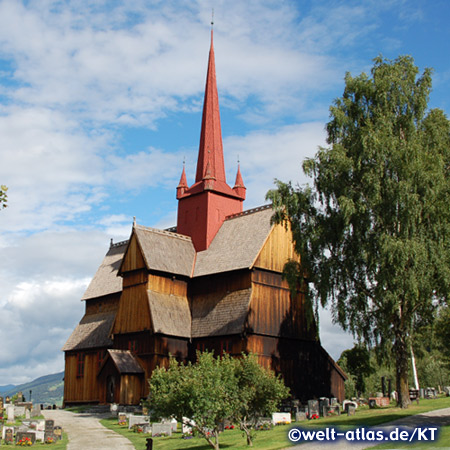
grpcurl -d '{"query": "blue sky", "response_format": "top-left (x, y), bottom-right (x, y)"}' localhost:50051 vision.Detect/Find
top-left (0, 0), bottom-right (449, 385)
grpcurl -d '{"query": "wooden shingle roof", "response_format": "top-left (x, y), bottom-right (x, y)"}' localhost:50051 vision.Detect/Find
top-left (194, 206), bottom-right (273, 277)
top-left (147, 291), bottom-right (191, 338)
top-left (62, 312), bottom-right (115, 351)
top-left (134, 225), bottom-right (196, 277)
top-left (107, 349), bottom-right (144, 374)
top-left (191, 288), bottom-right (252, 337)
top-left (82, 241), bottom-right (127, 301)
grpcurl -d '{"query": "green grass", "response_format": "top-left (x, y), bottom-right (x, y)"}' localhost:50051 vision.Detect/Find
top-left (100, 397), bottom-right (450, 449)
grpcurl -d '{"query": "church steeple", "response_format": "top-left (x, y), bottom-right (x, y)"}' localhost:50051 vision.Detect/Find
top-left (176, 28), bottom-right (245, 252)
top-left (195, 29), bottom-right (226, 185)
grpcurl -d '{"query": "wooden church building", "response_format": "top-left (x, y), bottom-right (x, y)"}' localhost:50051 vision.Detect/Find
top-left (62, 30), bottom-right (346, 406)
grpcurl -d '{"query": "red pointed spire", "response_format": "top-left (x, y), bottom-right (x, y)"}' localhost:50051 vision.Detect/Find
top-left (195, 29), bottom-right (226, 185)
top-left (233, 164), bottom-right (246, 199)
top-left (176, 164), bottom-right (188, 199)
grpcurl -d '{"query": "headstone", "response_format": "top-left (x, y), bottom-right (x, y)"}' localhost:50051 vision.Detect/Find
top-left (25, 408), bottom-right (31, 419)
top-left (14, 405), bottom-right (26, 417)
top-left (128, 415), bottom-right (150, 430)
top-left (444, 386), bottom-right (450, 397)
top-left (330, 397), bottom-right (338, 406)
top-left (308, 400), bottom-right (319, 418)
top-left (36, 420), bottom-right (46, 431)
top-left (343, 400), bottom-right (357, 411)
top-left (5, 426), bottom-right (14, 444)
top-left (151, 422), bottom-right (173, 437)
top-left (118, 413), bottom-right (127, 426)
top-left (35, 430), bottom-right (45, 442)
top-left (53, 426), bottom-right (63, 440)
top-left (319, 398), bottom-right (329, 416)
top-left (271, 412), bottom-right (291, 424)
top-left (295, 411), bottom-right (307, 421)
top-left (16, 431), bottom-right (36, 445)
top-left (44, 419), bottom-right (55, 441)
top-left (347, 404), bottom-right (356, 416)
top-left (31, 404), bottom-right (41, 417)
top-left (6, 404), bottom-right (15, 422)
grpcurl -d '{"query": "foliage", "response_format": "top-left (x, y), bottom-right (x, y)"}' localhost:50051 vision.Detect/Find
top-left (338, 345), bottom-right (375, 396)
top-left (267, 55), bottom-right (450, 409)
top-left (148, 352), bottom-right (289, 449)
top-left (232, 353), bottom-right (290, 446)
top-left (149, 352), bottom-right (239, 450)
top-left (0, 185), bottom-right (7, 209)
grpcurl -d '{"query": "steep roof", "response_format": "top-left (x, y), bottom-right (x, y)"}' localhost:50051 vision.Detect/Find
top-left (147, 291), bottom-right (191, 338)
top-left (106, 350), bottom-right (144, 374)
top-left (133, 225), bottom-right (196, 277)
top-left (193, 206), bottom-right (273, 277)
top-left (62, 312), bottom-right (115, 351)
top-left (191, 288), bottom-right (252, 337)
top-left (82, 241), bottom-right (127, 301)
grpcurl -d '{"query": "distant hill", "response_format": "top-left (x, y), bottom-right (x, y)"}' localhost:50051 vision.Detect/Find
top-left (0, 384), bottom-right (16, 394)
top-left (2, 372), bottom-right (64, 406)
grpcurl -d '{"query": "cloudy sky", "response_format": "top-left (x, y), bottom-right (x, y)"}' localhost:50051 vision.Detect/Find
top-left (0, 0), bottom-right (449, 385)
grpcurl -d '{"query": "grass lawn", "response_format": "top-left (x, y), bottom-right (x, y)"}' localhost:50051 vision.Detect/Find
top-left (100, 397), bottom-right (450, 449)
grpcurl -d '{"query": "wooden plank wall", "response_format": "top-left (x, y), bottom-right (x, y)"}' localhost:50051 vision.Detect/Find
top-left (120, 234), bottom-right (146, 273)
top-left (246, 335), bottom-right (346, 402)
top-left (112, 284), bottom-right (151, 334)
top-left (85, 293), bottom-right (121, 315)
top-left (248, 270), bottom-right (316, 340)
top-left (63, 351), bottom-right (102, 404)
top-left (253, 223), bottom-right (299, 273)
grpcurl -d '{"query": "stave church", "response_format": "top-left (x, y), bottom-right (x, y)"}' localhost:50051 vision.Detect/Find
top-left (62, 29), bottom-right (346, 406)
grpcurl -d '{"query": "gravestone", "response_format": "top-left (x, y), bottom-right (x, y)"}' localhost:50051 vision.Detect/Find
top-left (128, 415), bottom-right (150, 429)
top-left (14, 405), bottom-right (26, 416)
top-left (31, 404), bottom-right (41, 417)
top-left (44, 419), bottom-right (55, 441)
top-left (151, 422), bottom-right (173, 436)
top-left (6, 404), bottom-right (15, 422)
top-left (53, 426), bottom-right (63, 440)
top-left (35, 430), bottom-right (45, 442)
top-left (25, 408), bottom-right (31, 419)
top-left (319, 398), bottom-right (329, 416)
top-left (295, 411), bottom-right (307, 421)
top-left (118, 413), bottom-right (127, 425)
top-left (343, 400), bottom-right (357, 411)
top-left (347, 404), bottom-right (356, 416)
top-left (308, 400), bottom-right (319, 418)
top-left (5, 426), bottom-right (14, 444)
top-left (330, 397), bottom-right (338, 406)
top-left (16, 431), bottom-right (36, 445)
top-left (272, 412), bottom-right (291, 424)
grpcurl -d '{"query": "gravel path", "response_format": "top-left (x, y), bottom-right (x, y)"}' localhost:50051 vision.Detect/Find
top-left (284, 407), bottom-right (450, 450)
top-left (42, 409), bottom-right (135, 450)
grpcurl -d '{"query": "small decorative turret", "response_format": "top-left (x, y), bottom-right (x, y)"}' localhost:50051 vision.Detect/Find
top-left (233, 164), bottom-right (246, 199)
top-left (176, 164), bottom-right (188, 199)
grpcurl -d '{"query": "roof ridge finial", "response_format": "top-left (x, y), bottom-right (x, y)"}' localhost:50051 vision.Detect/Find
top-left (211, 8), bottom-right (214, 28)
top-left (133, 216), bottom-right (136, 228)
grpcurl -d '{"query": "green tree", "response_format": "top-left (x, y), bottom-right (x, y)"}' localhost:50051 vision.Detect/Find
top-left (0, 185), bottom-right (7, 209)
top-left (149, 352), bottom-right (238, 450)
top-left (267, 55), bottom-right (450, 408)
top-left (338, 345), bottom-right (375, 396)
top-left (233, 353), bottom-right (289, 446)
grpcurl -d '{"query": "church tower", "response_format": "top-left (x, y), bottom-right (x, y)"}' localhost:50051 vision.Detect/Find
top-left (176, 29), bottom-right (246, 251)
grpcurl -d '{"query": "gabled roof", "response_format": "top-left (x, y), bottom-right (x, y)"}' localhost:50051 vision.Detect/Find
top-left (193, 206), bottom-right (273, 277)
top-left (191, 288), bottom-right (252, 337)
top-left (131, 225), bottom-right (196, 277)
top-left (147, 291), bottom-right (191, 338)
top-left (62, 312), bottom-right (115, 351)
top-left (104, 349), bottom-right (144, 374)
top-left (82, 241), bottom-right (127, 301)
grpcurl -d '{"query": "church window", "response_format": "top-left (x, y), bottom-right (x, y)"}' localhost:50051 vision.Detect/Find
top-left (76, 353), bottom-right (85, 378)
top-left (97, 349), bottom-right (106, 369)
top-left (128, 340), bottom-right (138, 353)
